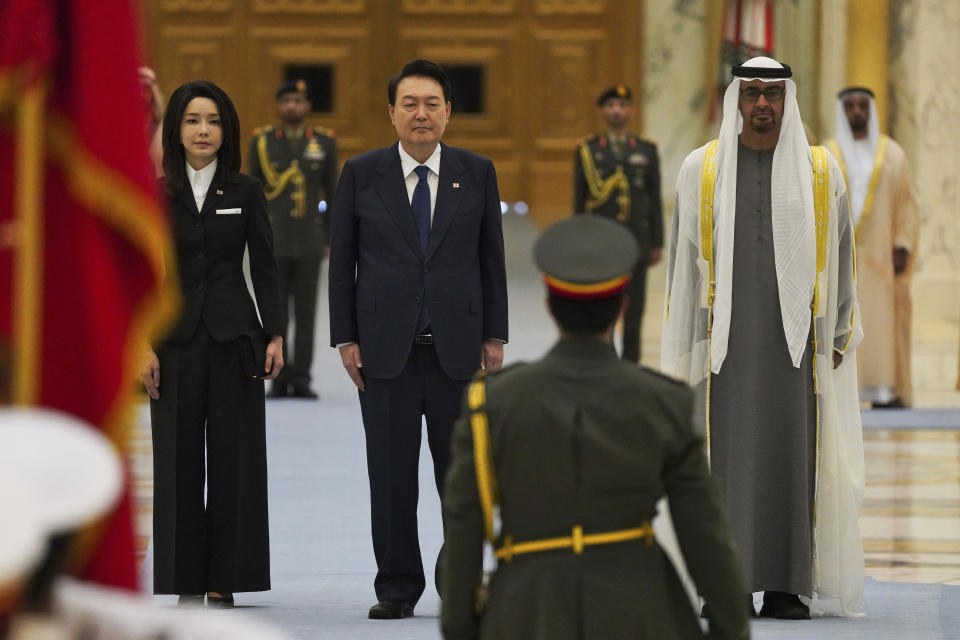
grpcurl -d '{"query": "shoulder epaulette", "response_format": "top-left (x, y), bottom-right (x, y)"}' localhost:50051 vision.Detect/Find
top-left (632, 134), bottom-right (657, 147)
top-left (576, 134), bottom-right (597, 148)
top-left (314, 126), bottom-right (335, 139)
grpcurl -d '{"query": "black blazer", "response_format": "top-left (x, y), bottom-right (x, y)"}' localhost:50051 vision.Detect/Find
top-left (162, 170), bottom-right (283, 343)
top-left (328, 142), bottom-right (508, 381)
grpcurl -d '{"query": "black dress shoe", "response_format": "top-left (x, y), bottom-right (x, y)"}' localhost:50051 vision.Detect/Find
top-left (177, 594), bottom-right (204, 607)
top-left (872, 397), bottom-right (905, 409)
top-left (291, 385), bottom-right (319, 400)
top-left (207, 593), bottom-right (234, 608)
top-left (758, 591), bottom-right (809, 620)
top-left (368, 600), bottom-right (414, 619)
top-left (267, 382), bottom-right (288, 399)
top-left (701, 596), bottom-right (757, 620)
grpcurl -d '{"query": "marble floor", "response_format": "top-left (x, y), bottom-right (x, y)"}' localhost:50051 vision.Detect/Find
top-left (860, 428), bottom-right (960, 585)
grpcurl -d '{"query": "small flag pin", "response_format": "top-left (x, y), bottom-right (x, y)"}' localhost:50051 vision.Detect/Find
top-left (452, 182), bottom-right (460, 190)
top-left (216, 189), bottom-right (224, 195)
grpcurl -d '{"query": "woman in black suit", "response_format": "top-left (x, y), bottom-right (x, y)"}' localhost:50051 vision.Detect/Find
top-left (141, 81), bottom-right (283, 607)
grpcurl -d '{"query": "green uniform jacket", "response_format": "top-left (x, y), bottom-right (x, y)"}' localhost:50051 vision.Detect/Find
top-left (247, 124), bottom-right (338, 258)
top-left (573, 133), bottom-right (663, 259)
top-left (441, 337), bottom-right (750, 640)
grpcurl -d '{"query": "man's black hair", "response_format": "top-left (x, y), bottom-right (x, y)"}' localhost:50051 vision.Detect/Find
top-left (387, 59), bottom-right (452, 105)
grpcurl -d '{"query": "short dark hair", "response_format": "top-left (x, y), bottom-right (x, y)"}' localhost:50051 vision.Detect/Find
top-left (161, 80), bottom-right (241, 192)
top-left (387, 59), bottom-right (452, 106)
top-left (547, 292), bottom-right (623, 335)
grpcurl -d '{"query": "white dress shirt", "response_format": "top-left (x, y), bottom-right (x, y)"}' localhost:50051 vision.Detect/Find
top-left (398, 141), bottom-right (440, 224)
top-left (185, 158), bottom-right (218, 212)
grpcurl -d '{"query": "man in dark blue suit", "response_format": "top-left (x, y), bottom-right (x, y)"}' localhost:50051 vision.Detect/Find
top-left (328, 59), bottom-right (508, 620)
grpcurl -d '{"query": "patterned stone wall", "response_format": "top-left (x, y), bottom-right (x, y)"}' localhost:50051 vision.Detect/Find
top-left (641, 1), bottom-right (710, 207)
top-left (890, 0), bottom-right (960, 401)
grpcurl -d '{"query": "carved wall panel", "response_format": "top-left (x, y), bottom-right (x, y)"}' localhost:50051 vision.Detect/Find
top-left (535, 0), bottom-right (604, 15)
top-left (398, 27), bottom-right (515, 144)
top-left (530, 29), bottom-right (606, 142)
top-left (401, 0), bottom-right (516, 15)
top-left (157, 27), bottom-right (236, 93)
top-left (246, 26), bottom-right (372, 155)
top-left (161, 0), bottom-right (232, 12)
top-left (251, 0), bottom-right (366, 15)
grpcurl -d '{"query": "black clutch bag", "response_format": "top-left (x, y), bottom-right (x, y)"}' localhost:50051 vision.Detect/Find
top-left (238, 329), bottom-right (269, 380)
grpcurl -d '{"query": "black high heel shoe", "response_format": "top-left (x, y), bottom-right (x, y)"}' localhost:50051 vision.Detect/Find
top-left (207, 593), bottom-right (234, 608)
top-left (177, 594), bottom-right (204, 607)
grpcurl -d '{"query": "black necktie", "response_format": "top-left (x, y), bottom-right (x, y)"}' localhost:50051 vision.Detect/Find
top-left (412, 165), bottom-right (431, 251)
top-left (412, 165), bottom-right (431, 332)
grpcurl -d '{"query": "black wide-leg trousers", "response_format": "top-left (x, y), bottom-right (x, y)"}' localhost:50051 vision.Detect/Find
top-left (150, 323), bottom-right (270, 595)
top-left (358, 342), bottom-right (468, 606)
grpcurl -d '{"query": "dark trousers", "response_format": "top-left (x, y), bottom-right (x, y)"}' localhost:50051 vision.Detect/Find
top-left (150, 323), bottom-right (270, 594)
top-left (275, 256), bottom-right (322, 387)
top-left (621, 261), bottom-right (649, 363)
top-left (358, 342), bottom-right (468, 606)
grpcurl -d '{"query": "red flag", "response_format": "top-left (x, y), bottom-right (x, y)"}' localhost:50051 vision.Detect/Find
top-left (0, 0), bottom-right (178, 589)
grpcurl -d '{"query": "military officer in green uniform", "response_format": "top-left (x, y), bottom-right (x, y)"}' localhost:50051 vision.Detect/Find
top-left (440, 216), bottom-right (751, 640)
top-left (248, 79), bottom-right (338, 399)
top-left (573, 85), bottom-right (663, 363)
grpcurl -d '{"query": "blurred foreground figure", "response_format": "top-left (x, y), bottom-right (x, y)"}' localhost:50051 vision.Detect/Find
top-left (441, 216), bottom-right (750, 639)
top-left (662, 57), bottom-right (865, 618)
top-left (0, 409), bottom-right (290, 640)
top-left (824, 87), bottom-right (918, 408)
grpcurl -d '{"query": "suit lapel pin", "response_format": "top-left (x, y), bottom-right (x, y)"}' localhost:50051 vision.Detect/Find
top-left (216, 189), bottom-right (224, 195)
top-left (452, 182), bottom-right (460, 190)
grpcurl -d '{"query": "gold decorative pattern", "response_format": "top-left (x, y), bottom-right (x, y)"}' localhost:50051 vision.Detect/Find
top-left (402, 0), bottom-right (515, 15)
top-left (535, 0), bottom-right (604, 15)
top-left (162, 0), bottom-right (232, 12)
top-left (252, 0), bottom-right (366, 14)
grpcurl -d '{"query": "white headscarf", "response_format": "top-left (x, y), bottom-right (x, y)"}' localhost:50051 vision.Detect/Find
top-left (711, 56), bottom-right (815, 373)
top-left (833, 89), bottom-right (880, 222)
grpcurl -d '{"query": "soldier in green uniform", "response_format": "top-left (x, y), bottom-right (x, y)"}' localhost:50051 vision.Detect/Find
top-left (573, 85), bottom-right (663, 363)
top-left (248, 79), bottom-right (338, 399)
top-left (440, 216), bottom-right (751, 640)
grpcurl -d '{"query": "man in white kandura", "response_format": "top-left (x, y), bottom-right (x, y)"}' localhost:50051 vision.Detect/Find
top-left (662, 56), bottom-right (865, 619)
top-left (824, 87), bottom-right (918, 408)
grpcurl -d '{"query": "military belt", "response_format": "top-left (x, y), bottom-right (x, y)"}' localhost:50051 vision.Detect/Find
top-left (495, 522), bottom-right (654, 563)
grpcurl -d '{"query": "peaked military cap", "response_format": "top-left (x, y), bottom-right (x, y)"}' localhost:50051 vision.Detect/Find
top-left (276, 78), bottom-right (308, 99)
top-left (597, 84), bottom-right (632, 106)
top-left (0, 469), bottom-right (45, 603)
top-left (535, 216), bottom-right (638, 300)
top-left (0, 408), bottom-right (122, 535)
